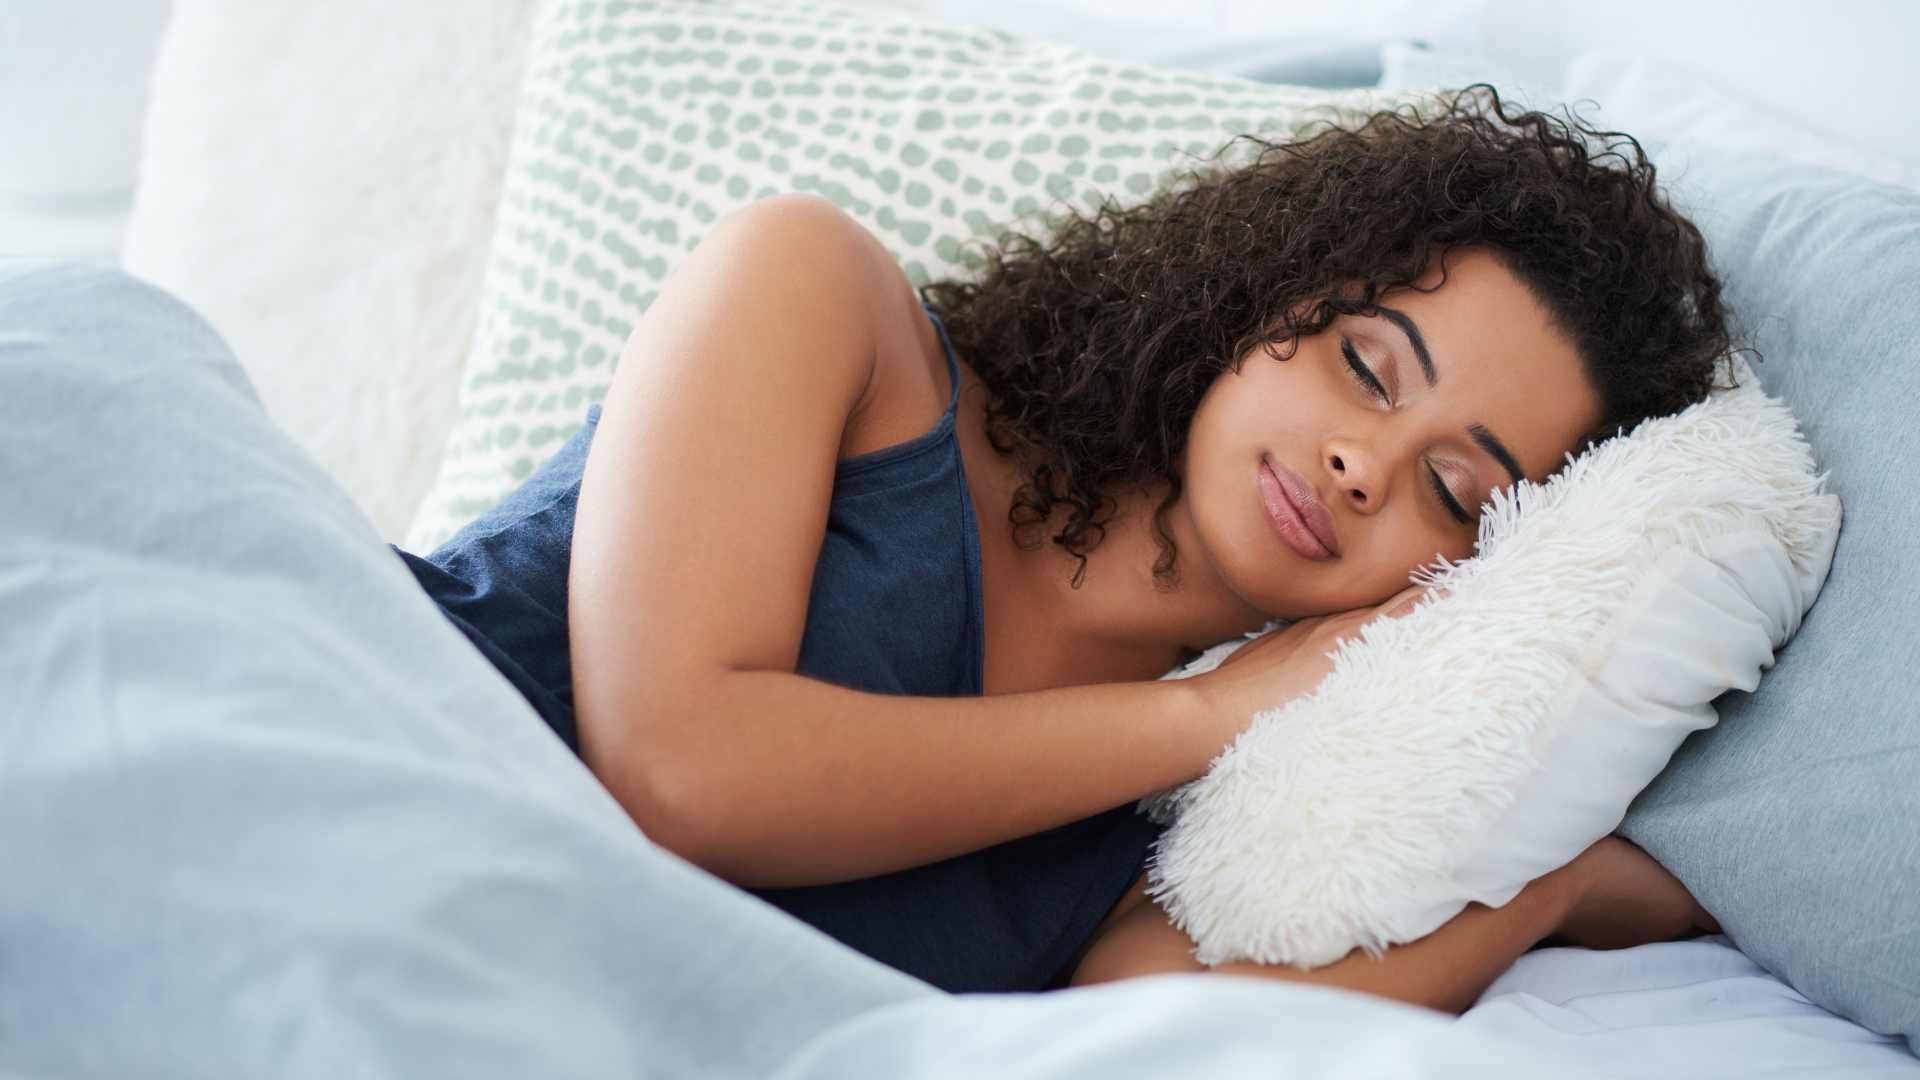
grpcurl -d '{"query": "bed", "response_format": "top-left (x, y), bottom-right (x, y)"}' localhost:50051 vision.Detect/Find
top-left (5, 0), bottom-right (1912, 1074)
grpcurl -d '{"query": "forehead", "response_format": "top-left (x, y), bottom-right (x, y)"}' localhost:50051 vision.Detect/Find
top-left (1359, 249), bottom-right (1598, 481)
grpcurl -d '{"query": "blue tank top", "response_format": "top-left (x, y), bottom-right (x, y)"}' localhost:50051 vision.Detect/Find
top-left (392, 304), bottom-right (1167, 995)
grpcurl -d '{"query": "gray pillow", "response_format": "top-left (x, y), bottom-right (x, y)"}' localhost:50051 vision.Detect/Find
top-left (1619, 146), bottom-right (1920, 1052)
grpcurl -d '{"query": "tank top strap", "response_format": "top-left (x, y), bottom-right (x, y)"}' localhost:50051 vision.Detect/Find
top-left (798, 300), bottom-right (985, 698)
top-left (830, 302), bottom-right (963, 494)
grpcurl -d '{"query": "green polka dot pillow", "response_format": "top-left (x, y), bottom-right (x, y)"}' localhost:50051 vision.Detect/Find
top-left (403, 0), bottom-right (1424, 550)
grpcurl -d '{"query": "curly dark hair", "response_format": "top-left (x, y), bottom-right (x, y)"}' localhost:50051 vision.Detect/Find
top-left (917, 83), bottom-right (1739, 592)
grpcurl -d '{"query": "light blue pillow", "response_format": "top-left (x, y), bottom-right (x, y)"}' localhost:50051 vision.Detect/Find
top-left (1619, 147), bottom-right (1920, 1052)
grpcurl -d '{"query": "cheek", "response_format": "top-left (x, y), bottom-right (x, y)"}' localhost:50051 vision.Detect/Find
top-left (1366, 504), bottom-right (1473, 582)
top-left (1394, 513), bottom-right (1476, 573)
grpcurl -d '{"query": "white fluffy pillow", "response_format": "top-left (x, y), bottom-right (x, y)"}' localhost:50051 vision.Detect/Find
top-left (1136, 354), bottom-right (1843, 968)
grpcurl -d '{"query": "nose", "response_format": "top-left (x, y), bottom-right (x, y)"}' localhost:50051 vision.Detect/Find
top-left (1327, 444), bottom-right (1381, 514)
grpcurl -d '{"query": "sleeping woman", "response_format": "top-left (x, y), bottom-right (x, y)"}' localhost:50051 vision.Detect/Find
top-left (392, 84), bottom-right (1726, 1007)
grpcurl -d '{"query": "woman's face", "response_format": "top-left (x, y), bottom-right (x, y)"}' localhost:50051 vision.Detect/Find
top-left (1181, 247), bottom-right (1604, 620)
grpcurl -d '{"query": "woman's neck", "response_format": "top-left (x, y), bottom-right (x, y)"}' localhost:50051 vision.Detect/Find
top-left (956, 372), bottom-right (1274, 694)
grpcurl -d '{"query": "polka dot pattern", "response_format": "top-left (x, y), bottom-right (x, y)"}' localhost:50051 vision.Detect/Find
top-left (404, 0), bottom-right (1425, 550)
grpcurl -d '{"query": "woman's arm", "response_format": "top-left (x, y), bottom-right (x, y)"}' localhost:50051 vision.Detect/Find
top-left (641, 669), bottom-right (1216, 890)
top-left (568, 193), bottom-right (1229, 891)
top-left (1068, 835), bottom-right (1717, 1014)
top-left (1070, 862), bottom-right (1574, 1012)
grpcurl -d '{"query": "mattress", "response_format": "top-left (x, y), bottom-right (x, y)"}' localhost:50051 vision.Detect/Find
top-left (1460, 936), bottom-right (1919, 1076)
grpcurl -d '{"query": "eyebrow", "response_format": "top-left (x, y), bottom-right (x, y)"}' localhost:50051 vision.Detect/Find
top-left (1469, 423), bottom-right (1525, 488)
top-left (1375, 304), bottom-right (1527, 489)
top-left (1375, 306), bottom-right (1435, 387)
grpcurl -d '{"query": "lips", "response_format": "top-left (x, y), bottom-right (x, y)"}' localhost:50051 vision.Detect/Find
top-left (1262, 458), bottom-right (1341, 558)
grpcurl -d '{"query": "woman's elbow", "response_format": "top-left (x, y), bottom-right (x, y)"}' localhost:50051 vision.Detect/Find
top-left (577, 706), bottom-right (706, 861)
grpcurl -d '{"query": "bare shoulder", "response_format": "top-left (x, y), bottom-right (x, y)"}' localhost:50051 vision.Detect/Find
top-left (820, 212), bottom-right (956, 464)
top-left (742, 193), bottom-right (922, 345)
top-left (728, 194), bottom-right (945, 454)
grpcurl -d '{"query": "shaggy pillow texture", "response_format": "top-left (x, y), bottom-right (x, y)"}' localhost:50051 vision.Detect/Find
top-left (401, 0), bottom-right (1426, 550)
top-left (1137, 353), bottom-right (1841, 970)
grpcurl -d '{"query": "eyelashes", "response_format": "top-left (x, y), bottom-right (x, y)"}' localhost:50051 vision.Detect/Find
top-left (1341, 338), bottom-right (1389, 402)
top-left (1339, 337), bottom-right (1474, 527)
top-left (1427, 465), bottom-right (1472, 525)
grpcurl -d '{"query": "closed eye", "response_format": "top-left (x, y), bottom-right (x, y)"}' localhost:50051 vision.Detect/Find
top-left (1341, 338), bottom-right (1389, 403)
top-left (1427, 465), bottom-right (1472, 525)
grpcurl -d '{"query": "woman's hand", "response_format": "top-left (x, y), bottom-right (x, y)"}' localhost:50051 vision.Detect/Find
top-left (1548, 835), bottom-right (1721, 950)
top-left (1182, 583), bottom-right (1432, 756)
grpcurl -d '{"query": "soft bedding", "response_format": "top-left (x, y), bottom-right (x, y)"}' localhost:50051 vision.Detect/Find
top-left (1386, 54), bottom-right (1920, 1052)
top-left (1138, 352), bottom-right (1839, 970)
top-left (28, 0), bottom-right (1918, 1071)
top-left (395, 0), bottom-right (1917, 1050)
top-left (1460, 938), bottom-right (1920, 1078)
top-left (2, 220), bottom-right (1911, 1080)
top-left (0, 259), bottom-right (918, 1076)
top-left (0, 257), bottom-right (1626, 1077)
top-left (1609, 144), bottom-right (1920, 1054)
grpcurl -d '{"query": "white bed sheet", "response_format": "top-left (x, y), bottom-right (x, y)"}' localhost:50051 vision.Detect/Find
top-left (1461, 936), bottom-right (1920, 1076)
